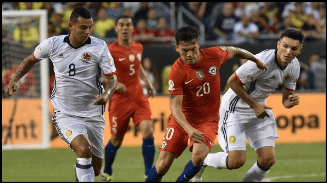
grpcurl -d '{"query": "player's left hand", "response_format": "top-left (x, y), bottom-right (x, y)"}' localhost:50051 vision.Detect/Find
top-left (145, 83), bottom-right (155, 98)
top-left (93, 93), bottom-right (109, 105)
top-left (256, 59), bottom-right (267, 72)
top-left (288, 93), bottom-right (300, 106)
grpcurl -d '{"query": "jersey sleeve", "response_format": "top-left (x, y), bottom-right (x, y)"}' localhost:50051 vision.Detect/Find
top-left (214, 46), bottom-right (230, 65)
top-left (235, 52), bottom-right (263, 85)
top-left (33, 37), bottom-right (52, 60)
top-left (100, 44), bottom-right (116, 76)
top-left (168, 63), bottom-right (184, 95)
top-left (283, 59), bottom-right (300, 91)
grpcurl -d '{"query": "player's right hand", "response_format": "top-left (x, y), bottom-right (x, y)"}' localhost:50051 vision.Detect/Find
top-left (187, 127), bottom-right (205, 143)
top-left (253, 103), bottom-right (273, 119)
top-left (4, 81), bottom-right (18, 96)
top-left (115, 82), bottom-right (127, 93)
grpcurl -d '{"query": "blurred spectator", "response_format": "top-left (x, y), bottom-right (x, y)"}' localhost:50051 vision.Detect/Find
top-left (154, 17), bottom-right (175, 44)
top-left (134, 2), bottom-right (150, 25)
top-left (18, 2), bottom-right (43, 10)
top-left (2, 2), bottom-right (14, 10)
top-left (54, 10), bottom-right (68, 35)
top-left (132, 19), bottom-right (154, 43)
top-left (94, 8), bottom-right (115, 39)
top-left (43, 2), bottom-right (56, 24)
top-left (48, 22), bottom-right (56, 38)
top-left (223, 58), bottom-right (247, 93)
top-left (161, 65), bottom-right (172, 95)
top-left (308, 54), bottom-right (326, 90)
top-left (140, 57), bottom-right (159, 96)
top-left (107, 2), bottom-right (124, 19)
top-left (122, 2), bottom-right (141, 17)
top-left (282, 2), bottom-right (296, 18)
top-left (85, 2), bottom-right (100, 21)
top-left (279, 15), bottom-right (294, 33)
top-left (147, 8), bottom-right (159, 31)
top-left (290, 2), bottom-right (310, 29)
top-left (244, 2), bottom-right (262, 17)
top-left (234, 2), bottom-right (247, 19)
top-left (249, 9), bottom-right (268, 34)
top-left (183, 2), bottom-right (207, 28)
top-left (232, 16), bottom-right (259, 44)
top-left (296, 61), bottom-right (313, 90)
top-left (213, 2), bottom-right (239, 44)
top-left (304, 2), bottom-right (320, 21)
top-left (317, 6), bottom-right (326, 33)
top-left (122, 8), bottom-right (132, 17)
top-left (302, 15), bottom-right (323, 41)
top-left (2, 61), bottom-right (37, 97)
top-left (13, 17), bottom-right (39, 48)
top-left (266, 14), bottom-right (281, 34)
top-left (2, 24), bottom-right (11, 43)
top-left (62, 2), bottom-right (79, 24)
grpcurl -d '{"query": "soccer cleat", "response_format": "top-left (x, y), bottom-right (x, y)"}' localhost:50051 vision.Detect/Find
top-left (101, 168), bottom-right (113, 182)
top-left (144, 175), bottom-right (148, 182)
top-left (191, 165), bottom-right (207, 182)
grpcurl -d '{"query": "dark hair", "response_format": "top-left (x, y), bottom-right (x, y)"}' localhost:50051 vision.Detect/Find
top-left (70, 6), bottom-right (92, 23)
top-left (175, 26), bottom-right (198, 44)
top-left (280, 27), bottom-right (304, 45)
top-left (115, 15), bottom-right (133, 25)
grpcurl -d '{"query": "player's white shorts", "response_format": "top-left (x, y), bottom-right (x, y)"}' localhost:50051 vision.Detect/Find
top-left (218, 107), bottom-right (278, 152)
top-left (52, 108), bottom-right (105, 158)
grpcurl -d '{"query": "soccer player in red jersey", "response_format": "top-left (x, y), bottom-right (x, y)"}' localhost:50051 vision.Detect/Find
top-left (102, 16), bottom-right (156, 182)
top-left (146, 26), bottom-right (267, 182)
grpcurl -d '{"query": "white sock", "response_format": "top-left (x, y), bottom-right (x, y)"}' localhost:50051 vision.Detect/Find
top-left (75, 158), bottom-right (95, 182)
top-left (203, 152), bottom-right (228, 169)
top-left (243, 161), bottom-right (269, 182)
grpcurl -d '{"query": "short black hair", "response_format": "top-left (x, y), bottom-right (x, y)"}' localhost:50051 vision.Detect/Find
top-left (115, 15), bottom-right (133, 25)
top-left (70, 6), bottom-right (92, 23)
top-left (175, 26), bottom-right (198, 45)
top-left (280, 27), bottom-right (304, 45)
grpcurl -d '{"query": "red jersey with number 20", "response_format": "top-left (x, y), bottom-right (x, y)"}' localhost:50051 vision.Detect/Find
top-left (168, 46), bottom-right (230, 123)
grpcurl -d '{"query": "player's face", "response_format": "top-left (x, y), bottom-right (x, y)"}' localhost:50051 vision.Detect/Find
top-left (175, 39), bottom-right (200, 65)
top-left (69, 17), bottom-right (93, 44)
top-left (115, 18), bottom-right (134, 40)
top-left (277, 37), bottom-right (302, 66)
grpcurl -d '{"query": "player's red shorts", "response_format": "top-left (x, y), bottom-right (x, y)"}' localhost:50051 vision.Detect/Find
top-left (159, 115), bottom-right (218, 158)
top-left (108, 95), bottom-right (153, 137)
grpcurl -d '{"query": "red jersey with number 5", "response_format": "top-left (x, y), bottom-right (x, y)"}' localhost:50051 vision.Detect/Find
top-left (168, 46), bottom-right (230, 123)
top-left (108, 40), bottom-right (144, 101)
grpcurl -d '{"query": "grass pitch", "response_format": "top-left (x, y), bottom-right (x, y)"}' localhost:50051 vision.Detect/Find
top-left (2, 142), bottom-right (325, 182)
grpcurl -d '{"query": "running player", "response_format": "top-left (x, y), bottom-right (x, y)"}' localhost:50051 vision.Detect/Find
top-left (4, 7), bottom-right (118, 182)
top-left (145, 26), bottom-right (267, 182)
top-left (193, 27), bottom-right (303, 182)
top-left (101, 16), bottom-right (155, 182)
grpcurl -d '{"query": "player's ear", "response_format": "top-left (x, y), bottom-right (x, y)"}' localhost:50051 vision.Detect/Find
top-left (174, 44), bottom-right (179, 52)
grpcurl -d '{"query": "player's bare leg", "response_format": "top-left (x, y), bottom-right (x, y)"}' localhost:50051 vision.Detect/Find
top-left (227, 150), bottom-right (246, 169)
top-left (177, 142), bottom-right (209, 182)
top-left (71, 134), bottom-right (95, 182)
top-left (92, 155), bottom-right (103, 177)
top-left (137, 120), bottom-right (155, 180)
top-left (146, 151), bottom-right (176, 181)
top-left (243, 146), bottom-right (275, 182)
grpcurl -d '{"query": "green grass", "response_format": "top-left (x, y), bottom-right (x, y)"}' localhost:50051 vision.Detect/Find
top-left (2, 142), bottom-right (326, 182)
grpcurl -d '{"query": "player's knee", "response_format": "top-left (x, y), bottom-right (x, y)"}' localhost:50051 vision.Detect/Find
top-left (228, 156), bottom-right (246, 169)
top-left (155, 161), bottom-right (169, 174)
top-left (259, 155), bottom-right (275, 168)
top-left (191, 153), bottom-right (207, 166)
top-left (75, 145), bottom-right (92, 158)
top-left (110, 137), bottom-right (123, 147)
top-left (142, 128), bottom-right (154, 139)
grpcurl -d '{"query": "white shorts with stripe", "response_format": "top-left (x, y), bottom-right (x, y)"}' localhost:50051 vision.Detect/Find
top-left (52, 108), bottom-right (105, 158)
top-left (218, 107), bottom-right (278, 152)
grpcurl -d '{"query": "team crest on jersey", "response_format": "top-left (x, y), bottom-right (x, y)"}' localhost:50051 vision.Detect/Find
top-left (229, 136), bottom-right (236, 143)
top-left (36, 46), bottom-right (42, 55)
top-left (137, 53), bottom-right (142, 61)
top-left (129, 54), bottom-right (135, 62)
top-left (161, 141), bottom-right (167, 149)
top-left (209, 66), bottom-right (217, 76)
top-left (196, 70), bottom-right (204, 80)
top-left (108, 56), bottom-right (113, 64)
top-left (66, 130), bottom-right (72, 137)
top-left (168, 80), bottom-right (175, 91)
top-left (82, 52), bottom-right (91, 61)
top-left (283, 73), bottom-right (291, 81)
top-left (112, 128), bottom-right (117, 134)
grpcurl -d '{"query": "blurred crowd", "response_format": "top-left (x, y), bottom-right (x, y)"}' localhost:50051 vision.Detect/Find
top-left (2, 2), bottom-right (326, 97)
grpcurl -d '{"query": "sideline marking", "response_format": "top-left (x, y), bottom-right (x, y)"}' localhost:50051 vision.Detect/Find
top-left (263, 173), bottom-right (326, 182)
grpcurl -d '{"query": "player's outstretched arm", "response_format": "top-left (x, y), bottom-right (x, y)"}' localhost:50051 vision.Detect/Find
top-left (282, 86), bottom-right (300, 108)
top-left (139, 65), bottom-right (155, 97)
top-left (4, 53), bottom-right (39, 96)
top-left (227, 72), bottom-right (272, 119)
top-left (94, 74), bottom-right (118, 105)
top-left (169, 95), bottom-right (204, 143)
top-left (227, 46), bottom-right (267, 71)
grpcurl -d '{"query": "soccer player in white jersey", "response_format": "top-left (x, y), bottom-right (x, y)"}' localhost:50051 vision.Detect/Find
top-left (4, 7), bottom-right (118, 182)
top-left (192, 27), bottom-right (304, 182)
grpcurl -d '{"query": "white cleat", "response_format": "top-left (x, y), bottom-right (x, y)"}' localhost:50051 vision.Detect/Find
top-left (191, 165), bottom-right (207, 182)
